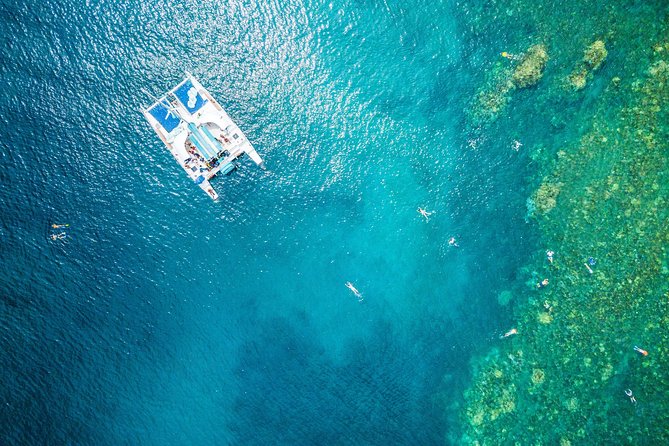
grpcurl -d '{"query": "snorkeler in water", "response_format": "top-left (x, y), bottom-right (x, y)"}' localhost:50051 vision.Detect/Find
top-left (51, 224), bottom-right (69, 229)
top-left (501, 51), bottom-right (523, 61)
top-left (345, 282), bottom-right (363, 301)
top-left (417, 207), bottom-right (433, 222)
top-left (625, 389), bottom-right (637, 404)
top-left (500, 328), bottom-right (518, 339)
top-left (448, 237), bottom-right (459, 248)
top-left (634, 346), bottom-right (649, 356)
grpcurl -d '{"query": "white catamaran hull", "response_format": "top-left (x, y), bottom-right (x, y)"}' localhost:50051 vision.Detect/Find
top-left (143, 74), bottom-right (263, 200)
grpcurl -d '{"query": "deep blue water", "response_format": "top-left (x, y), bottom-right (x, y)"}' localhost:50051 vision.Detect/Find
top-left (0, 0), bottom-right (537, 444)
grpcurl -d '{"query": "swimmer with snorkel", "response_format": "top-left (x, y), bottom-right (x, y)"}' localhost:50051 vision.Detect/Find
top-left (417, 207), bottom-right (433, 222)
top-left (345, 282), bottom-right (363, 301)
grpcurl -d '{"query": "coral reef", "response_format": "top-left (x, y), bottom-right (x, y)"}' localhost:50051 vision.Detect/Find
top-left (531, 368), bottom-right (545, 385)
top-left (497, 290), bottom-right (513, 306)
top-left (469, 64), bottom-right (515, 124)
top-left (564, 397), bottom-right (579, 412)
top-left (568, 40), bottom-right (608, 90)
top-left (459, 4), bottom-right (669, 444)
top-left (537, 311), bottom-right (552, 324)
top-left (532, 180), bottom-right (562, 215)
top-left (463, 54), bottom-right (669, 442)
top-left (472, 88), bottom-right (512, 122)
top-left (568, 67), bottom-right (588, 90)
top-left (469, 44), bottom-right (549, 124)
top-left (512, 44), bottom-right (549, 88)
top-left (584, 40), bottom-right (608, 69)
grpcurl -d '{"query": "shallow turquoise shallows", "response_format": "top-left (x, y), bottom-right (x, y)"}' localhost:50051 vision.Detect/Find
top-left (0, 0), bottom-right (536, 444)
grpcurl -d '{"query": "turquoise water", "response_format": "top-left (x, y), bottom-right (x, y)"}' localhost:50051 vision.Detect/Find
top-left (1, 0), bottom-right (537, 443)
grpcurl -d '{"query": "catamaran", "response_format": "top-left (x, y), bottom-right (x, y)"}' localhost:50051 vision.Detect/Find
top-left (142, 73), bottom-right (263, 200)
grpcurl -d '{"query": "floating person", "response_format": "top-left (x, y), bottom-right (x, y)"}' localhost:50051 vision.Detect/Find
top-left (625, 389), bottom-right (637, 404)
top-left (417, 207), bottom-right (433, 222)
top-left (536, 278), bottom-right (549, 288)
top-left (500, 328), bottom-right (518, 339)
top-left (51, 223), bottom-right (69, 229)
top-left (634, 346), bottom-right (649, 356)
top-left (50, 232), bottom-right (66, 240)
top-left (584, 257), bottom-right (597, 273)
top-left (345, 281), bottom-right (363, 302)
top-left (512, 140), bottom-right (522, 151)
top-left (546, 250), bottom-right (554, 264)
top-left (448, 237), bottom-right (459, 247)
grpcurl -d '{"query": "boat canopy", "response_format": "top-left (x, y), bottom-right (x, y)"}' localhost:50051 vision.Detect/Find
top-left (188, 123), bottom-right (224, 161)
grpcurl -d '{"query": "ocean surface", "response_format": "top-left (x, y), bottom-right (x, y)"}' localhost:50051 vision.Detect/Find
top-left (1, 0), bottom-right (562, 444)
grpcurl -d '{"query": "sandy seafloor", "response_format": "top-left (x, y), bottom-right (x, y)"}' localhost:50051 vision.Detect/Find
top-left (1, 0), bottom-right (668, 444)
